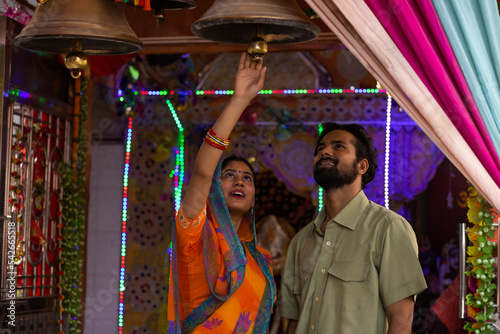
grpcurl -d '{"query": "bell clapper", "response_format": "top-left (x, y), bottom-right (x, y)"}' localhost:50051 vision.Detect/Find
top-left (70, 69), bottom-right (82, 79)
top-left (153, 9), bottom-right (166, 27)
top-left (248, 24), bottom-right (267, 61)
top-left (64, 40), bottom-right (87, 79)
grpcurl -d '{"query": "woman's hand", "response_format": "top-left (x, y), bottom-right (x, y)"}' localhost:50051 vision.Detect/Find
top-left (233, 52), bottom-right (267, 102)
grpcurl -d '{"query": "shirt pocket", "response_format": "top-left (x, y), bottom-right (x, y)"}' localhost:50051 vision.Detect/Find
top-left (325, 261), bottom-right (374, 310)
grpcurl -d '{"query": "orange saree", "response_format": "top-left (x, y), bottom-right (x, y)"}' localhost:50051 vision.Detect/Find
top-left (167, 165), bottom-right (275, 333)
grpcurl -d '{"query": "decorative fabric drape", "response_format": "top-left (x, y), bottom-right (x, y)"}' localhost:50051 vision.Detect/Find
top-left (431, 1), bottom-right (500, 166)
top-left (304, 0), bottom-right (500, 210)
top-left (115, 0), bottom-right (152, 10)
top-left (364, 0), bottom-right (500, 184)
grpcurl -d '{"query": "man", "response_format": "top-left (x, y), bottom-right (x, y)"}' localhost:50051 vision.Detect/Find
top-left (280, 123), bottom-right (427, 334)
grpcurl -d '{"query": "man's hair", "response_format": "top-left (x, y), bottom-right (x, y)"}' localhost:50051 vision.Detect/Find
top-left (315, 122), bottom-right (378, 189)
top-left (222, 156), bottom-right (256, 185)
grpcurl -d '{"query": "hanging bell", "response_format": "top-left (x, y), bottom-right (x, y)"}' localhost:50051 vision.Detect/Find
top-left (151, 0), bottom-right (197, 27)
top-left (14, 0), bottom-right (143, 78)
top-left (191, 0), bottom-right (320, 60)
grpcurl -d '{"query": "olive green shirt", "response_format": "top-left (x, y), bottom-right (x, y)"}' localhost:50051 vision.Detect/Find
top-left (280, 191), bottom-right (427, 334)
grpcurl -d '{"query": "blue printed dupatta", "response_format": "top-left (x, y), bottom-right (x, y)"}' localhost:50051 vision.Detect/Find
top-left (167, 161), bottom-right (275, 333)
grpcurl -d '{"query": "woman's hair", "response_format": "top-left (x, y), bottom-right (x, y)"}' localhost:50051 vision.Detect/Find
top-left (315, 122), bottom-right (378, 189)
top-left (221, 156), bottom-right (256, 185)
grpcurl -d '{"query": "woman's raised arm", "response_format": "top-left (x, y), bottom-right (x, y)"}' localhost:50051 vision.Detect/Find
top-left (181, 52), bottom-right (266, 219)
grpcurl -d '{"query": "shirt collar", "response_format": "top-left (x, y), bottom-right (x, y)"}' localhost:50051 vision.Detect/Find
top-left (313, 190), bottom-right (369, 233)
top-left (312, 206), bottom-right (327, 235)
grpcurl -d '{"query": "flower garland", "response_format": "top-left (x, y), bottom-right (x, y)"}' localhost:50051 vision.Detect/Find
top-left (10, 122), bottom-right (51, 284)
top-left (464, 184), bottom-right (499, 333)
top-left (10, 129), bottom-right (25, 266)
top-left (57, 78), bottom-right (88, 334)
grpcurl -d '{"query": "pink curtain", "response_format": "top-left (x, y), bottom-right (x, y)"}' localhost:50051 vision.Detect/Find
top-left (364, 0), bottom-right (500, 186)
top-left (304, 0), bottom-right (500, 210)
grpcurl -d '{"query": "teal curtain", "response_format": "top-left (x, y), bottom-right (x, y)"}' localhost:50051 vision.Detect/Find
top-left (433, 0), bottom-right (500, 158)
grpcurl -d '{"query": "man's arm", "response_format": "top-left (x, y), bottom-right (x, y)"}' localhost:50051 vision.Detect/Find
top-left (385, 296), bottom-right (414, 334)
top-left (285, 319), bottom-right (298, 334)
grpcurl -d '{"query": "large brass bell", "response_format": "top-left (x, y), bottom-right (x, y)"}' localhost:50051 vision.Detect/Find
top-left (191, 0), bottom-right (320, 60)
top-left (151, 0), bottom-right (197, 27)
top-left (14, 0), bottom-right (143, 78)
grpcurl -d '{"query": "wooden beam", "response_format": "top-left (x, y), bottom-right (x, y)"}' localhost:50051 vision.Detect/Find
top-left (139, 32), bottom-right (342, 54)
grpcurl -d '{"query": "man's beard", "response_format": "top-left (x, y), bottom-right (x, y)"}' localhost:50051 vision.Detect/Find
top-left (313, 158), bottom-right (359, 191)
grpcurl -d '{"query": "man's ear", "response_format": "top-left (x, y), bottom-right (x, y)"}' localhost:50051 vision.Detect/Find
top-left (358, 159), bottom-right (369, 175)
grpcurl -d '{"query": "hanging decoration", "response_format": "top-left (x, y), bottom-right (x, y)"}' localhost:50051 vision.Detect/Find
top-left (116, 62), bottom-right (142, 118)
top-left (171, 54), bottom-right (196, 111)
top-left (0, 0), bottom-right (32, 25)
top-left (116, 0), bottom-right (150, 9)
top-left (464, 184), bottom-right (499, 333)
top-left (116, 54), bottom-right (198, 116)
top-left (115, 0), bottom-right (196, 27)
top-left (57, 79), bottom-right (88, 334)
top-left (265, 105), bottom-right (309, 141)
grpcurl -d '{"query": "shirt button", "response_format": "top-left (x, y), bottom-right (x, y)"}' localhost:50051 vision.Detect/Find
top-left (321, 268), bottom-right (326, 273)
top-left (315, 297), bottom-right (319, 301)
top-left (311, 325), bottom-right (315, 330)
top-left (326, 241), bottom-right (331, 246)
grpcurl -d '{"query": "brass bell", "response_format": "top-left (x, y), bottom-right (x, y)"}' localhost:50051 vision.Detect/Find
top-left (151, 0), bottom-right (197, 27)
top-left (191, 0), bottom-right (320, 60)
top-left (14, 0), bottom-right (143, 77)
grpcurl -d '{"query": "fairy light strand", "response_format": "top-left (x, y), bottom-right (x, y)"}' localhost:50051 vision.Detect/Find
top-left (165, 100), bottom-right (185, 286)
top-left (166, 100), bottom-right (185, 214)
top-left (118, 117), bottom-right (133, 334)
top-left (134, 88), bottom-right (386, 97)
top-left (384, 93), bottom-right (392, 209)
top-left (318, 124), bottom-right (324, 212)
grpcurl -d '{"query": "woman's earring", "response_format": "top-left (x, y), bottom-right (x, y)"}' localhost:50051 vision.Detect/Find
top-left (251, 207), bottom-right (254, 216)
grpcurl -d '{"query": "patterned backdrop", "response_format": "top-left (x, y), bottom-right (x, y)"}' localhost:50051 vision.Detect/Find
top-left (255, 171), bottom-right (316, 231)
top-left (123, 96), bottom-right (178, 334)
top-left (122, 88), bottom-right (444, 333)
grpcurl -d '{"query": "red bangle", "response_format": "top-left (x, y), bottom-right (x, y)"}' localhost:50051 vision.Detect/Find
top-left (208, 128), bottom-right (230, 144)
top-left (203, 137), bottom-right (227, 150)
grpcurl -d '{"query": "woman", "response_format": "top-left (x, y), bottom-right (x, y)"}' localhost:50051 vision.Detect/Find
top-left (167, 52), bottom-right (275, 333)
